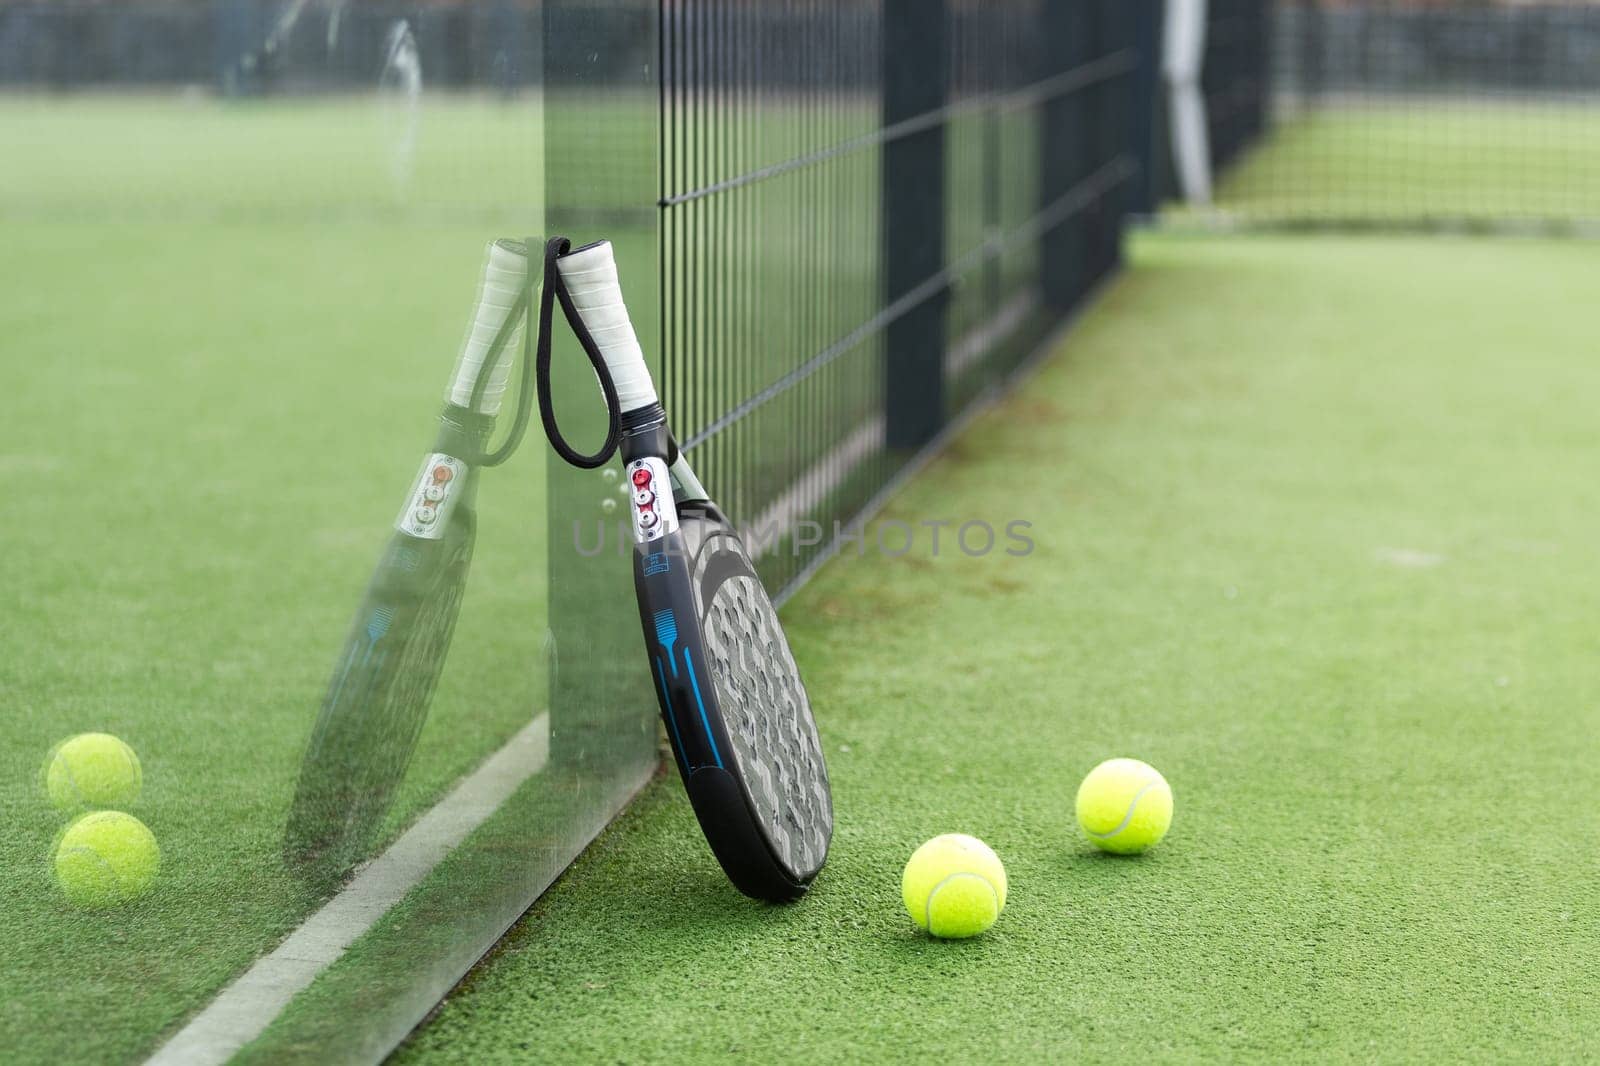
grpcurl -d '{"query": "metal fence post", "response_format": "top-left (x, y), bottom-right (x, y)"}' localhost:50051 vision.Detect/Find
top-left (1130, 0), bottom-right (1164, 217)
top-left (883, 0), bottom-right (949, 451)
top-left (1039, 2), bottom-right (1086, 309)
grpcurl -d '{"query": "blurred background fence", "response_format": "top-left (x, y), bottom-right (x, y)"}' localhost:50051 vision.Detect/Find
top-left (17, 1), bottom-right (1597, 232)
top-left (0, 0), bottom-right (548, 92)
top-left (1193, 0), bottom-right (1600, 230)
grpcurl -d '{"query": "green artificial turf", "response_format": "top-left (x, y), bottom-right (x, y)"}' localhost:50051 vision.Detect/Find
top-left (8, 86), bottom-right (1600, 1063)
top-left (394, 232), bottom-right (1600, 1064)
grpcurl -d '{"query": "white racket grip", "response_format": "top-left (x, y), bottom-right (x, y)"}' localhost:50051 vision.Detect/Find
top-left (554, 240), bottom-right (659, 413)
top-left (446, 238), bottom-right (528, 415)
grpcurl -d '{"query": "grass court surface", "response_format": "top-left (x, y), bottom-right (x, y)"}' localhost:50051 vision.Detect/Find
top-left (398, 232), bottom-right (1600, 1063)
top-left (3, 90), bottom-right (1597, 1061)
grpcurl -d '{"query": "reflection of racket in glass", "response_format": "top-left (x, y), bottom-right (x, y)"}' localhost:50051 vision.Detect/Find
top-left (536, 237), bottom-right (832, 901)
top-left (286, 239), bottom-right (532, 881)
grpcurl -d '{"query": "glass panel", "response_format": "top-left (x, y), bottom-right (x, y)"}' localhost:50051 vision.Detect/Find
top-left (1, 1), bottom-right (655, 1060)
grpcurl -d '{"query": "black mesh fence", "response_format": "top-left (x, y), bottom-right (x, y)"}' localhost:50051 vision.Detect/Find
top-left (649, 0), bottom-right (1147, 597)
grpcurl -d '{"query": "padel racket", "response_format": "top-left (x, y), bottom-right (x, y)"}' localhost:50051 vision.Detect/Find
top-left (286, 238), bottom-right (533, 881)
top-left (535, 237), bottom-right (832, 901)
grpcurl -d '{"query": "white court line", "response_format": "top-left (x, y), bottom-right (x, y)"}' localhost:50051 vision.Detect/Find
top-left (742, 289), bottom-right (1040, 561)
top-left (946, 289), bottom-right (1040, 379)
top-left (144, 714), bottom-right (550, 1066)
top-left (746, 418), bottom-right (884, 560)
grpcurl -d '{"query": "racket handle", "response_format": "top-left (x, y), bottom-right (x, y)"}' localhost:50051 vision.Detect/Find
top-left (554, 240), bottom-right (659, 413)
top-left (446, 238), bottom-right (528, 416)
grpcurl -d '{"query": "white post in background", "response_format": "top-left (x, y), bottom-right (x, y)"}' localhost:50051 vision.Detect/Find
top-left (1164, 0), bottom-right (1213, 206)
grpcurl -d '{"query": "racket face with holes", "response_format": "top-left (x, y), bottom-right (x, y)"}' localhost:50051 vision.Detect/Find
top-left (678, 499), bottom-right (832, 882)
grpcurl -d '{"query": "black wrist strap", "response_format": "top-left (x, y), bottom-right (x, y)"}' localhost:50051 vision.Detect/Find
top-left (535, 235), bottom-right (623, 469)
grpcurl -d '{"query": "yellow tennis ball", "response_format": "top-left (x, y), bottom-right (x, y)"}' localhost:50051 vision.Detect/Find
top-left (52, 811), bottom-right (161, 908)
top-left (901, 833), bottom-right (1007, 938)
top-left (42, 733), bottom-right (143, 812)
top-left (1076, 757), bottom-right (1173, 854)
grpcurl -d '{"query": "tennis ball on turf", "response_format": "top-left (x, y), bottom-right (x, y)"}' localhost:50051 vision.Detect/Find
top-left (42, 733), bottom-right (143, 812)
top-left (1075, 757), bottom-right (1173, 854)
top-left (901, 833), bottom-right (1007, 938)
top-left (52, 811), bottom-right (161, 909)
